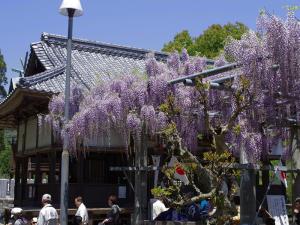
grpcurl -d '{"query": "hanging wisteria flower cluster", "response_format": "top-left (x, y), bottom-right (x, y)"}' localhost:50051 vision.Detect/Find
top-left (45, 11), bottom-right (299, 163)
top-left (46, 51), bottom-right (207, 153)
top-left (224, 10), bottom-right (300, 161)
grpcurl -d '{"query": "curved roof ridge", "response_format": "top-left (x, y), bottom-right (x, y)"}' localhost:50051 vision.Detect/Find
top-left (20, 65), bottom-right (65, 86)
top-left (41, 32), bottom-right (169, 60)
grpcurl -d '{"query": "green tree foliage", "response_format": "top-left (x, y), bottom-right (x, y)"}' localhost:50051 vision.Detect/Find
top-left (0, 50), bottom-right (7, 97)
top-left (162, 22), bottom-right (248, 59)
top-left (0, 130), bottom-right (12, 178)
top-left (162, 30), bottom-right (195, 55)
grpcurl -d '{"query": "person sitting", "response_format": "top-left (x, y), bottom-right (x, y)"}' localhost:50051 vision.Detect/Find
top-left (99, 195), bottom-right (120, 225)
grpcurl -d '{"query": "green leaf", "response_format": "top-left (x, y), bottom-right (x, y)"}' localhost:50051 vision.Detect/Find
top-left (162, 22), bottom-right (248, 58)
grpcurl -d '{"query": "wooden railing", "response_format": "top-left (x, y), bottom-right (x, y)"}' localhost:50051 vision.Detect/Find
top-left (23, 183), bottom-right (133, 208)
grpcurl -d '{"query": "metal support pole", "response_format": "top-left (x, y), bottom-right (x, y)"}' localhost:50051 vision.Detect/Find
top-left (140, 129), bottom-right (148, 220)
top-left (60, 8), bottom-right (74, 225)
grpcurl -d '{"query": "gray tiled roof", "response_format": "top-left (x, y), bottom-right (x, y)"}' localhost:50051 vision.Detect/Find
top-left (20, 65), bottom-right (66, 93)
top-left (20, 32), bottom-right (170, 93)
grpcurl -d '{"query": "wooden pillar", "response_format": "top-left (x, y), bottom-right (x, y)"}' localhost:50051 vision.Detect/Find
top-left (20, 157), bottom-right (28, 206)
top-left (14, 158), bottom-right (21, 205)
top-left (294, 173), bottom-right (300, 199)
top-left (34, 154), bottom-right (41, 204)
top-left (240, 169), bottom-right (256, 225)
top-left (133, 127), bottom-right (148, 224)
top-left (19, 118), bottom-right (28, 206)
top-left (35, 154), bottom-right (42, 184)
top-left (49, 152), bottom-right (56, 184)
top-left (77, 154), bottom-right (84, 183)
top-left (240, 149), bottom-right (256, 225)
top-left (76, 154), bottom-right (84, 198)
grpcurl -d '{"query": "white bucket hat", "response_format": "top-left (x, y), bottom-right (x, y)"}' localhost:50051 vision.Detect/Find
top-left (11, 207), bottom-right (23, 218)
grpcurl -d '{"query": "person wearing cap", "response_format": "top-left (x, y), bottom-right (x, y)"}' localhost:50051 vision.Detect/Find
top-left (11, 208), bottom-right (27, 225)
top-left (37, 194), bottom-right (58, 225)
top-left (74, 196), bottom-right (88, 225)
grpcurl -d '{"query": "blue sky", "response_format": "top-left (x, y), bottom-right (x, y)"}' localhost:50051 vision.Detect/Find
top-left (0, 0), bottom-right (299, 90)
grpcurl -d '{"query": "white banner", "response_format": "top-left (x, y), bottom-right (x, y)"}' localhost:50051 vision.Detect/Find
top-left (168, 156), bottom-right (189, 185)
top-left (267, 195), bottom-right (289, 225)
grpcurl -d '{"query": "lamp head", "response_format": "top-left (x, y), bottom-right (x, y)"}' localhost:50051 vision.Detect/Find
top-left (59, 0), bottom-right (83, 17)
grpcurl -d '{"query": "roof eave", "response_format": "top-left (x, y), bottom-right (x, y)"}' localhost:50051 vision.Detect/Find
top-left (0, 87), bottom-right (53, 118)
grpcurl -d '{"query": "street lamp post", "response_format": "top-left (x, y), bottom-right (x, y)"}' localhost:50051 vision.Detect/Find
top-left (59, 1), bottom-right (83, 225)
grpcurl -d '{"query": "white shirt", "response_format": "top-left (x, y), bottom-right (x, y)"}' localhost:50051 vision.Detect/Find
top-left (152, 199), bottom-right (168, 220)
top-left (37, 204), bottom-right (58, 225)
top-left (75, 203), bottom-right (89, 225)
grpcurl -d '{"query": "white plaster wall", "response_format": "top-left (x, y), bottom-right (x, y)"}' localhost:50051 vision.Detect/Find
top-left (38, 122), bottom-right (52, 148)
top-left (25, 117), bottom-right (37, 150)
top-left (86, 128), bottom-right (125, 148)
top-left (17, 122), bottom-right (25, 152)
